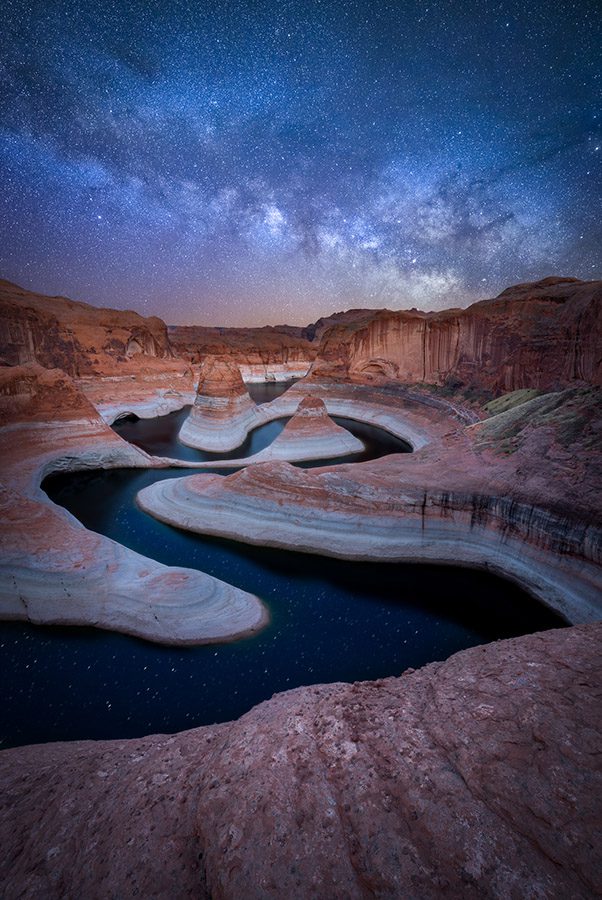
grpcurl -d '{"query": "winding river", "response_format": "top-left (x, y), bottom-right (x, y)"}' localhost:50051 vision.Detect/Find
top-left (0, 384), bottom-right (563, 748)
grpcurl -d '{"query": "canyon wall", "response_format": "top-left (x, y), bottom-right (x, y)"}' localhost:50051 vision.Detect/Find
top-left (168, 324), bottom-right (316, 376)
top-left (313, 277), bottom-right (602, 393)
top-left (0, 280), bottom-right (174, 377)
top-left (3, 276), bottom-right (600, 400)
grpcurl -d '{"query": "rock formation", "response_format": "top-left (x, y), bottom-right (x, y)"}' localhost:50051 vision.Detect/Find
top-left (4, 276), bottom-right (600, 407)
top-left (0, 279), bottom-right (197, 422)
top-left (241, 395), bottom-right (365, 462)
top-left (138, 383), bottom-right (602, 624)
top-left (168, 323), bottom-right (315, 380)
top-left (1, 623), bottom-right (600, 898)
top-left (170, 395), bottom-right (366, 469)
top-left (311, 277), bottom-right (602, 392)
top-left (0, 276), bottom-right (601, 896)
top-left (0, 279), bottom-right (174, 376)
top-left (0, 364), bottom-right (267, 644)
top-left (178, 355), bottom-right (261, 452)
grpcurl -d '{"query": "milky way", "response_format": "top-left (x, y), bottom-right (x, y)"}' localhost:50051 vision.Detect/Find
top-left (0, 0), bottom-right (600, 324)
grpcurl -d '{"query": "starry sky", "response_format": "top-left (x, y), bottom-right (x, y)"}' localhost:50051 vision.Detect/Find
top-left (0, 0), bottom-right (600, 325)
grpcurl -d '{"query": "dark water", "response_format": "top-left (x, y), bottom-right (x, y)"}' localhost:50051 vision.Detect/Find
top-left (114, 406), bottom-right (292, 463)
top-left (0, 410), bottom-right (563, 749)
top-left (112, 405), bottom-right (411, 464)
top-left (246, 379), bottom-right (298, 404)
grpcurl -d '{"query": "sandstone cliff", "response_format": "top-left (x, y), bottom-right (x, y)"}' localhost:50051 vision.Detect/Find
top-left (168, 323), bottom-right (316, 369)
top-left (0, 279), bottom-right (174, 377)
top-left (312, 277), bottom-right (602, 393)
top-left (7, 276), bottom-right (599, 398)
top-left (0, 363), bottom-right (100, 427)
top-left (1, 624), bottom-right (599, 898)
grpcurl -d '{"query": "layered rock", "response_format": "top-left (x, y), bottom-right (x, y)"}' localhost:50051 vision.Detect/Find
top-left (0, 279), bottom-right (175, 376)
top-left (312, 277), bottom-right (602, 393)
top-left (168, 323), bottom-right (315, 380)
top-left (1, 623), bottom-right (600, 898)
top-left (181, 396), bottom-right (366, 469)
top-left (178, 355), bottom-right (261, 452)
top-left (139, 385), bottom-right (602, 624)
top-left (0, 279), bottom-right (197, 422)
top-left (0, 364), bottom-right (267, 644)
top-left (242, 395), bottom-right (364, 462)
top-left (77, 370), bottom-right (197, 424)
top-left (237, 362), bottom-right (311, 382)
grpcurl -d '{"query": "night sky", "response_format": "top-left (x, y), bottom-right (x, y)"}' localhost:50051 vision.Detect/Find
top-left (1, 0), bottom-right (600, 325)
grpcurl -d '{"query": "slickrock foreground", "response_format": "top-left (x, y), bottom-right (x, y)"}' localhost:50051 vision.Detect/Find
top-left (309, 276), bottom-right (602, 390)
top-left (0, 364), bottom-right (267, 644)
top-left (1, 624), bottom-right (600, 899)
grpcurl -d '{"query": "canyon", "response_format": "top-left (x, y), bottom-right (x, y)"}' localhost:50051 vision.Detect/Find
top-left (0, 275), bottom-right (600, 898)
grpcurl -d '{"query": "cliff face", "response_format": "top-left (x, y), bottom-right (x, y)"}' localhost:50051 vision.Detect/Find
top-left (168, 324), bottom-right (316, 367)
top-left (314, 277), bottom-right (602, 392)
top-left (1, 624), bottom-right (600, 898)
top-left (0, 280), bottom-right (174, 377)
top-left (4, 276), bottom-right (599, 395)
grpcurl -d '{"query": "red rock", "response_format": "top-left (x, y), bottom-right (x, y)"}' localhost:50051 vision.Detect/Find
top-left (0, 363), bottom-right (99, 426)
top-left (0, 624), bottom-right (600, 898)
top-left (0, 364), bottom-right (267, 644)
top-left (178, 355), bottom-right (260, 451)
top-left (0, 279), bottom-right (175, 377)
top-left (310, 277), bottom-right (602, 392)
top-left (138, 383), bottom-right (602, 624)
top-left (168, 322), bottom-right (316, 372)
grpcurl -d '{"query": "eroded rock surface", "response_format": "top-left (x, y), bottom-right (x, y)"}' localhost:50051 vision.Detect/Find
top-left (0, 279), bottom-right (174, 375)
top-left (1, 624), bottom-right (600, 899)
top-left (310, 277), bottom-right (602, 392)
top-left (182, 395), bottom-right (366, 468)
top-left (168, 322), bottom-right (316, 377)
top-left (178, 355), bottom-right (261, 451)
top-left (0, 279), bottom-right (197, 422)
top-left (0, 364), bottom-right (267, 644)
top-left (249, 394), bottom-right (364, 460)
top-left (138, 384), bottom-right (602, 623)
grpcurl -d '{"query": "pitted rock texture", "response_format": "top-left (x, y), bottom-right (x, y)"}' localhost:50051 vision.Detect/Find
top-left (1, 624), bottom-right (600, 899)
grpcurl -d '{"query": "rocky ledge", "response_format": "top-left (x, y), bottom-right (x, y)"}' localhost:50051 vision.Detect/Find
top-left (1, 623), bottom-right (600, 898)
top-left (0, 365), bottom-right (267, 644)
top-left (138, 386), bottom-right (602, 624)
